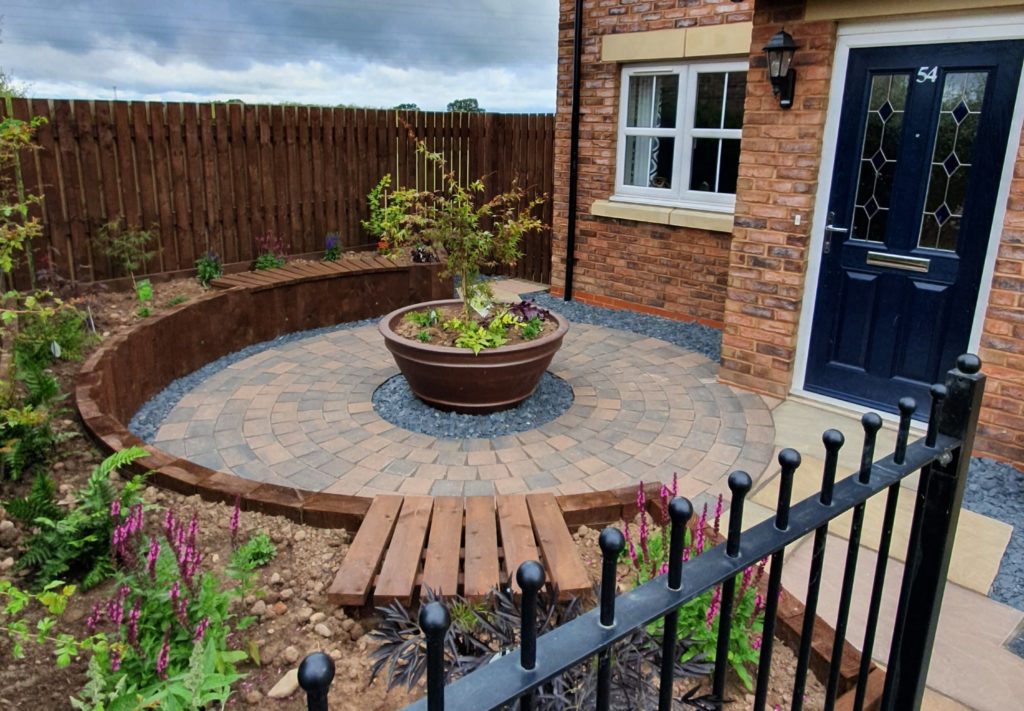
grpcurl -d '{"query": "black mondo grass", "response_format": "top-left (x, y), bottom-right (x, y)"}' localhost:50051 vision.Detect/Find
top-left (368, 586), bottom-right (714, 710)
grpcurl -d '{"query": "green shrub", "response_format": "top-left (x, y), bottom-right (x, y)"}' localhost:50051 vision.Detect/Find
top-left (12, 301), bottom-right (91, 370)
top-left (253, 232), bottom-right (286, 270)
top-left (194, 251), bottom-right (222, 287)
top-left (4, 447), bottom-right (148, 589)
top-left (230, 531), bottom-right (276, 570)
top-left (0, 403), bottom-right (56, 480)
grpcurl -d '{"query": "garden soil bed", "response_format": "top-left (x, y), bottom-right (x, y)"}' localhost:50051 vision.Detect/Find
top-left (3, 276), bottom-right (829, 709)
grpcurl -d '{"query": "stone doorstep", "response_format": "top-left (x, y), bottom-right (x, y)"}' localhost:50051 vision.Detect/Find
top-left (781, 532), bottom-right (1024, 711)
top-left (747, 459), bottom-right (1012, 598)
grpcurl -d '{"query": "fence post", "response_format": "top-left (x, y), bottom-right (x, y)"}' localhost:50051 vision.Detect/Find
top-left (881, 355), bottom-right (985, 711)
top-left (298, 651), bottom-right (335, 711)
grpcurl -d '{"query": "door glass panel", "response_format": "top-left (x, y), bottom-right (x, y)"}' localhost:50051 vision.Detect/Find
top-left (627, 74), bottom-right (678, 129)
top-left (852, 74), bottom-right (909, 242)
top-left (917, 71), bottom-right (988, 251)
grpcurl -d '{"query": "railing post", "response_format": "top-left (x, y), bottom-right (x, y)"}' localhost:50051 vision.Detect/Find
top-left (596, 527), bottom-right (625, 711)
top-left (712, 471), bottom-right (752, 701)
top-left (516, 560), bottom-right (545, 711)
top-left (659, 497), bottom-right (693, 711)
top-left (298, 652), bottom-right (335, 711)
top-left (881, 355), bottom-right (986, 711)
top-left (420, 601), bottom-right (451, 711)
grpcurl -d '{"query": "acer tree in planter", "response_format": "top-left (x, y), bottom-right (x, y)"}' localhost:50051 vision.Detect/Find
top-left (377, 145), bottom-right (569, 414)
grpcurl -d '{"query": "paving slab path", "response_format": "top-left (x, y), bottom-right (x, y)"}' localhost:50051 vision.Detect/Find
top-left (152, 322), bottom-right (775, 499)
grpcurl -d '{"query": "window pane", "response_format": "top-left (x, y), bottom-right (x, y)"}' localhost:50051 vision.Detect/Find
top-left (694, 72), bottom-right (726, 129)
top-left (627, 74), bottom-right (678, 128)
top-left (624, 136), bottom-right (675, 188)
top-left (689, 138), bottom-right (741, 195)
top-left (724, 72), bottom-right (747, 129)
top-left (718, 139), bottom-right (741, 193)
top-left (694, 71), bottom-right (747, 130)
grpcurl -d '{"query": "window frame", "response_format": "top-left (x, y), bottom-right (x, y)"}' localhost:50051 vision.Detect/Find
top-left (613, 59), bottom-right (748, 213)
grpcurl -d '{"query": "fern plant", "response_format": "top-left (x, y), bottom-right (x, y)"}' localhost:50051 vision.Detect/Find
top-left (3, 472), bottom-right (61, 523)
top-left (0, 403), bottom-right (55, 480)
top-left (5, 446), bottom-right (149, 590)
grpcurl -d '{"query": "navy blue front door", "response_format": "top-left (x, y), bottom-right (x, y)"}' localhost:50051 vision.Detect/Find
top-left (805, 41), bottom-right (1024, 412)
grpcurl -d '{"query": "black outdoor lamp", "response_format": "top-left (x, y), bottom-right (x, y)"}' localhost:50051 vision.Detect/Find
top-left (763, 29), bottom-right (798, 109)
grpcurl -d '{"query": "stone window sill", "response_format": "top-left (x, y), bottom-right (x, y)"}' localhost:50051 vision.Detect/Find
top-left (590, 199), bottom-right (735, 233)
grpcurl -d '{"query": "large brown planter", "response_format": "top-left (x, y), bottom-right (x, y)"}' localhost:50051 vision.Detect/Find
top-left (379, 299), bottom-right (569, 414)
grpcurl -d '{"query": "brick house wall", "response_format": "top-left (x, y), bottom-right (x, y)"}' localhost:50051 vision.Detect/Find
top-left (718, 0), bottom-right (836, 395)
top-left (553, 0), bottom-right (1024, 463)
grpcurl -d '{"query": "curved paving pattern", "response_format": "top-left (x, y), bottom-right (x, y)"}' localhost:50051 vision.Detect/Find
top-left (152, 324), bottom-right (775, 498)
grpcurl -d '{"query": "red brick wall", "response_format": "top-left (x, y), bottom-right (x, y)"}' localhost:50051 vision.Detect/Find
top-left (718, 1), bottom-right (836, 395)
top-left (551, 0), bottom-right (755, 326)
top-left (978, 121), bottom-right (1024, 462)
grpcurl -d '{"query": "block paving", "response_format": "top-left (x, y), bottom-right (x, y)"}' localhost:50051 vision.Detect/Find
top-left (154, 323), bottom-right (775, 499)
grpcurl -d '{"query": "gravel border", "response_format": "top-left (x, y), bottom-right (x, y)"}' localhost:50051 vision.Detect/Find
top-left (525, 292), bottom-right (722, 361)
top-left (371, 372), bottom-right (574, 439)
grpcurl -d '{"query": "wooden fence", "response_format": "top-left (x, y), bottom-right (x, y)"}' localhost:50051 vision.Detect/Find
top-left (1, 99), bottom-right (554, 289)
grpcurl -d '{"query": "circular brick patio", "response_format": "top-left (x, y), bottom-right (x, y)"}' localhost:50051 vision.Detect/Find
top-left (152, 323), bottom-right (775, 498)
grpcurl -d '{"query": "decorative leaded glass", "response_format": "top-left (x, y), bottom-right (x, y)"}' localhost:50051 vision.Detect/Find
top-left (852, 74), bottom-right (909, 242)
top-left (917, 71), bottom-right (988, 251)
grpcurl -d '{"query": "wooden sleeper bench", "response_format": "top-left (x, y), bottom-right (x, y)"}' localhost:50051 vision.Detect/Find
top-left (328, 493), bottom-right (592, 606)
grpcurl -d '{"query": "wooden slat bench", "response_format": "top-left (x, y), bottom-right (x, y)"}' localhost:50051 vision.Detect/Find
top-left (327, 493), bottom-right (592, 607)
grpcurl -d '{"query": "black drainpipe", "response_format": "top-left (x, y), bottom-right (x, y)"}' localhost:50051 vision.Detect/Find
top-left (564, 0), bottom-right (584, 301)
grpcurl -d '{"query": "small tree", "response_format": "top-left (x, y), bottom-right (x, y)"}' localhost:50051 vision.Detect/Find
top-left (95, 218), bottom-right (157, 286)
top-left (446, 98), bottom-right (484, 113)
top-left (404, 144), bottom-right (544, 318)
top-left (394, 103), bottom-right (420, 111)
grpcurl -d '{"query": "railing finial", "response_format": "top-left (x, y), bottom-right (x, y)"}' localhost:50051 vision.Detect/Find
top-left (298, 651), bottom-right (335, 711)
top-left (420, 601), bottom-right (450, 711)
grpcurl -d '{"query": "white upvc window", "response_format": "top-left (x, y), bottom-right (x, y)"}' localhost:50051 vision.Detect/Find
top-left (614, 60), bottom-right (748, 213)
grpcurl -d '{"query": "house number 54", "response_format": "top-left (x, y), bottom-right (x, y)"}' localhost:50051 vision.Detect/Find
top-left (917, 66), bottom-right (938, 83)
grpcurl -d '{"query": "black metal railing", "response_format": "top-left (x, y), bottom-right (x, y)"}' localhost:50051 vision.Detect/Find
top-left (299, 355), bottom-right (986, 711)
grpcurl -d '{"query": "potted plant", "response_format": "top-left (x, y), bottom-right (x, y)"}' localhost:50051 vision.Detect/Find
top-left (377, 145), bottom-right (568, 413)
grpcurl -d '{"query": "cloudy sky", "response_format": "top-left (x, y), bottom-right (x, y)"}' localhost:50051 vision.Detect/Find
top-left (0, 1), bottom-right (559, 112)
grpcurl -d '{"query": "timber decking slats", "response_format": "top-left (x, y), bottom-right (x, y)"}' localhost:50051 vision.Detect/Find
top-left (420, 497), bottom-right (464, 597)
top-left (463, 496), bottom-right (500, 600)
top-left (526, 493), bottom-right (592, 600)
top-left (496, 495), bottom-right (541, 595)
top-left (330, 493), bottom-right (589, 606)
top-left (374, 496), bottom-right (434, 605)
top-left (327, 495), bottom-right (403, 606)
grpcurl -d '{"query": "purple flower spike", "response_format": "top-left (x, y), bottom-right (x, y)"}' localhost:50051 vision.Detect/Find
top-left (86, 603), bottom-right (102, 633)
top-left (706, 585), bottom-right (722, 629)
top-left (109, 499), bottom-right (121, 519)
top-left (147, 537), bottom-right (161, 578)
top-left (156, 632), bottom-right (170, 678)
top-left (713, 494), bottom-right (724, 537)
top-left (128, 599), bottom-right (142, 645)
top-left (752, 635), bottom-right (762, 650)
top-left (110, 647), bottom-right (121, 672)
top-left (671, 472), bottom-right (678, 497)
top-left (194, 617), bottom-right (210, 643)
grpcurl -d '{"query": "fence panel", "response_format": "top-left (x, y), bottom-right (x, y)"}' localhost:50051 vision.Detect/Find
top-left (5, 101), bottom-right (553, 289)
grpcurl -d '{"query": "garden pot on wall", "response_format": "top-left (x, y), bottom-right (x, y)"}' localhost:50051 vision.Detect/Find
top-left (379, 299), bottom-right (569, 414)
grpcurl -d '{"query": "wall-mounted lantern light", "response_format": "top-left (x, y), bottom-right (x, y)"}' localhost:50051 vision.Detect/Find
top-left (763, 29), bottom-right (798, 109)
